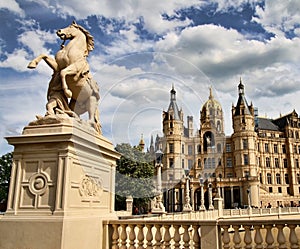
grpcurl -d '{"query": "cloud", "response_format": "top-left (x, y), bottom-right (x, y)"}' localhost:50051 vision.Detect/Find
top-left (0, 0), bottom-right (24, 16)
top-left (253, 0), bottom-right (300, 37)
top-left (28, 0), bottom-right (199, 34)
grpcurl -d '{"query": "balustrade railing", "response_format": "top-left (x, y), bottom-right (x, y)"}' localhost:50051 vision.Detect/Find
top-left (103, 220), bottom-right (219, 248)
top-left (219, 219), bottom-right (300, 249)
top-left (104, 218), bottom-right (300, 249)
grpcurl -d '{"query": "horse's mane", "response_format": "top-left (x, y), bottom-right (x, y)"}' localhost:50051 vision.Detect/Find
top-left (72, 22), bottom-right (94, 54)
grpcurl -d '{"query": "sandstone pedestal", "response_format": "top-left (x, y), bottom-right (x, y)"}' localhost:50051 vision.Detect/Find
top-left (0, 117), bottom-right (120, 249)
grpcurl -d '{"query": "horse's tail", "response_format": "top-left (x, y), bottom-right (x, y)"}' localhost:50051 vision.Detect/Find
top-left (94, 108), bottom-right (102, 134)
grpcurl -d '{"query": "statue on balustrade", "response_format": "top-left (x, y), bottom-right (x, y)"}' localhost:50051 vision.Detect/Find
top-left (27, 21), bottom-right (101, 134)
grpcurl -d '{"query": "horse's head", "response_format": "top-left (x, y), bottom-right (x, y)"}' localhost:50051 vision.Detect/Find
top-left (56, 22), bottom-right (80, 40)
top-left (56, 21), bottom-right (94, 53)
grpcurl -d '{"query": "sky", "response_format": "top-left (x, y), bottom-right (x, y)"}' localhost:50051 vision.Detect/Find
top-left (1, 0), bottom-right (300, 155)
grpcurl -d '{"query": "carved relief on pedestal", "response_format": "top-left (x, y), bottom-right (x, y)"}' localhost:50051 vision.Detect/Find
top-left (79, 175), bottom-right (103, 199)
top-left (28, 172), bottom-right (48, 196)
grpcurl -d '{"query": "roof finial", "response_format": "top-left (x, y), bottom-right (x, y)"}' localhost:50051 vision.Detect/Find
top-left (238, 77), bottom-right (244, 95)
top-left (209, 86), bottom-right (213, 99)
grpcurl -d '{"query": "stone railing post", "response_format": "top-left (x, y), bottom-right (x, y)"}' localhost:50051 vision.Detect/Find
top-left (201, 221), bottom-right (220, 249)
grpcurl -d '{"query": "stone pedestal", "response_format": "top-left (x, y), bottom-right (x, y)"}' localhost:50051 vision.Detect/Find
top-left (0, 118), bottom-right (120, 249)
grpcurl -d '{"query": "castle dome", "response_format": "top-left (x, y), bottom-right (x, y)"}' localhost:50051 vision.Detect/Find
top-left (201, 87), bottom-right (222, 116)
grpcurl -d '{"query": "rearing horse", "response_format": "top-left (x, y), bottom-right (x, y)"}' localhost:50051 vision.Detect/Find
top-left (28, 21), bottom-right (101, 134)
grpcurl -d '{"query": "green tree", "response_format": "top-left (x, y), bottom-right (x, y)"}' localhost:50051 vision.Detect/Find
top-left (115, 143), bottom-right (155, 213)
top-left (0, 152), bottom-right (12, 210)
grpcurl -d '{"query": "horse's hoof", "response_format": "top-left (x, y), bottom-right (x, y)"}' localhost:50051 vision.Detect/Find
top-left (64, 89), bottom-right (72, 98)
top-left (27, 61), bottom-right (37, 69)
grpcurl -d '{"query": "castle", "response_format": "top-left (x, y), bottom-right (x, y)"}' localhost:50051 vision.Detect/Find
top-left (148, 79), bottom-right (300, 211)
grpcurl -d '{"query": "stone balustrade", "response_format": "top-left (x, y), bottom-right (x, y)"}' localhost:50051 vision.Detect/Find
top-left (103, 220), bottom-right (219, 248)
top-left (219, 219), bottom-right (300, 249)
top-left (104, 217), bottom-right (300, 248)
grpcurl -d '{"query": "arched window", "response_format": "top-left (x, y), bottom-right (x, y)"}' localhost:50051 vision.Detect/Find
top-left (276, 173), bottom-right (281, 184)
top-left (267, 173), bottom-right (272, 184)
top-left (285, 173), bottom-right (289, 184)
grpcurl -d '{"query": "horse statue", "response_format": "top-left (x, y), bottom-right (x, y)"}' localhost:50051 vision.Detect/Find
top-left (27, 21), bottom-right (101, 134)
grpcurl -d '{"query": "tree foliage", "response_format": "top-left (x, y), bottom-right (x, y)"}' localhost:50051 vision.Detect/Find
top-left (115, 143), bottom-right (155, 212)
top-left (0, 152), bottom-right (12, 206)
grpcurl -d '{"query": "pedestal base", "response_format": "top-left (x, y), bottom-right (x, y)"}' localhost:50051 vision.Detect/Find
top-left (0, 118), bottom-right (120, 249)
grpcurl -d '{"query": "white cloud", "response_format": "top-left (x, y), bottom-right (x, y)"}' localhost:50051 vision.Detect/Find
top-left (0, 49), bottom-right (29, 72)
top-left (28, 0), bottom-right (199, 34)
top-left (253, 0), bottom-right (300, 37)
top-left (0, 0), bottom-right (24, 16)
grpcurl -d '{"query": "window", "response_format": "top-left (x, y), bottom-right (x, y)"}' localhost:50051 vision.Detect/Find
top-left (274, 144), bottom-right (278, 153)
top-left (282, 144), bottom-right (286, 153)
top-left (258, 143), bottom-right (260, 152)
top-left (182, 159), bottom-right (184, 169)
top-left (276, 173), bottom-right (281, 184)
top-left (244, 154), bottom-right (249, 165)
top-left (169, 158), bottom-right (174, 168)
top-left (285, 173), bottom-right (289, 184)
top-left (267, 173), bottom-right (272, 184)
top-left (227, 173), bottom-right (233, 178)
top-left (226, 143), bottom-right (231, 152)
top-left (182, 144), bottom-right (184, 154)
top-left (197, 159), bottom-right (201, 168)
top-left (169, 143), bottom-right (174, 153)
top-left (207, 158), bottom-right (212, 168)
top-left (197, 144), bottom-right (201, 154)
top-left (278, 187), bottom-right (282, 193)
top-left (283, 159), bottom-right (288, 168)
top-left (260, 173), bottom-right (263, 183)
top-left (296, 159), bottom-right (299, 168)
top-left (294, 145), bottom-right (297, 154)
top-left (188, 159), bottom-right (193, 169)
top-left (243, 139), bottom-right (248, 149)
top-left (217, 143), bottom-right (222, 153)
top-left (298, 145), bottom-right (300, 154)
top-left (275, 158), bottom-right (279, 168)
top-left (188, 145), bottom-right (193, 155)
top-left (269, 187), bottom-right (273, 193)
top-left (266, 157), bottom-right (271, 168)
top-left (297, 173), bottom-right (300, 184)
top-left (226, 158), bottom-right (232, 167)
top-left (212, 158), bottom-right (216, 168)
top-left (265, 143), bottom-right (269, 153)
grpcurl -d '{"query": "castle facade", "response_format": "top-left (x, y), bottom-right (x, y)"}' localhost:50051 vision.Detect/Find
top-left (151, 80), bottom-right (300, 211)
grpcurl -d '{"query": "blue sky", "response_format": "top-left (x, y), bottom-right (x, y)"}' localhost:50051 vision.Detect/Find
top-left (1, 0), bottom-right (300, 155)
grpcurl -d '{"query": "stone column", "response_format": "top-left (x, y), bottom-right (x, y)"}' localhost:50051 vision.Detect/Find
top-left (199, 182), bottom-right (205, 211)
top-left (208, 183), bottom-right (214, 210)
top-left (183, 176), bottom-right (192, 212)
top-left (126, 195), bottom-right (133, 214)
top-left (152, 162), bottom-right (166, 214)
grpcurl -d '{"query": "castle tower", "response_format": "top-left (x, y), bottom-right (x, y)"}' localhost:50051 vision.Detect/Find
top-left (199, 87), bottom-right (225, 179)
top-left (162, 86), bottom-right (184, 180)
top-left (231, 79), bottom-right (259, 207)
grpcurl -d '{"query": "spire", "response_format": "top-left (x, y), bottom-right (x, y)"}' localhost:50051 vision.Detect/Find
top-left (238, 77), bottom-right (245, 96)
top-left (209, 86), bottom-right (213, 100)
top-left (167, 85), bottom-right (181, 120)
top-left (234, 78), bottom-right (251, 116)
top-left (138, 134), bottom-right (145, 151)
